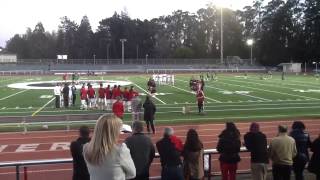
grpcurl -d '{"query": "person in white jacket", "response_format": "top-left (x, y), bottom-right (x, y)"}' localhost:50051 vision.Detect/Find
top-left (83, 114), bottom-right (136, 180)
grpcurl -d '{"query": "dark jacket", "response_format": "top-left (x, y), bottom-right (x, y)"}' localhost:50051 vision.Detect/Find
top-left (217, 132), bottom-right (241, 163)
top-left (143, 101), bottom-right (156, 121)
top-left (156, 136), bottom-right (182, 167)
top-left (308, 137), bottom-right (320, 174)
top-left (62, 86), bottom-right (69, 97)
top-left (70, 137), bottom-right (91, 180)
top-left (125, 133), bottom-right (155, 176)
top-left (290, 129), bottom-right (311, 161)
top-left (244, 131), bottom-right (269, 163)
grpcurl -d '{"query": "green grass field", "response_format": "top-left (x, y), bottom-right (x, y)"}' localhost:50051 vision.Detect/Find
top-left (1, 73), bottom-right (320, 125)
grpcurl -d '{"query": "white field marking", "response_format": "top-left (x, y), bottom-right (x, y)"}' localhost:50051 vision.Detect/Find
top-left (177, 79), bottom-right (271, 101)
top-left (168, 84), bottom-right (221, 103)
top-left (0, 89), bottom-right (29, 101)
top-left (248, 77), bottom-right (320, 89)
top-left (132, 82), bottom-right (166, 104)
top-left (40, 95), bottom-right (53, 99)
top-left (31, 97), bottom-right (56, 116)
top-left (216, 79), bottom-right (320, 100)
top-left (1, 107), bottom-right (6, 110)
top-left (273, 79), bottom-right (320, 87)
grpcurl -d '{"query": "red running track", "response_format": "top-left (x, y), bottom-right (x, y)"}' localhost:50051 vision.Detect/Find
top-left (0, 119), bottom-right (319, 180)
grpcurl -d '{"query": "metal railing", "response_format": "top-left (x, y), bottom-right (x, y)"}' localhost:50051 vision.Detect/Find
top-left (0, 147), bottom-right (249, 180)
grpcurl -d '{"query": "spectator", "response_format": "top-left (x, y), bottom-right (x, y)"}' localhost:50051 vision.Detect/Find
top-left (131, 94), bottom-right (142, 121)
top-left (70, 126), bottom-right (91, 180)
top-left (62, 83), bottom-right (70, 108)
top-left (182, 129), bottom-right (204, 180)
top-left (156, 127), bottom-right (184, 180)
top-left (244, 122), bottom-right (269, 180)
top-left (83, 114), bottom-right (135, 180)
top-left (269, 125), bottom-right (297, 180)
top-left (308, 133), bottom-right (320, 180)
top-left (289, 121), bottom-right (312, 180)
top-left (217, 122), bottom-right (241, 180)
top-left (113, 96), bottom-right (124, 119)
top-left (143, 95), bottom-right (156, 134)
top-left (125, 121), bottom-right (155, 180)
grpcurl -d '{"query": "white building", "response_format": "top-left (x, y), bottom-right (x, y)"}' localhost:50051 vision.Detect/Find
top-left (278, 63), bottom-right (302, 73)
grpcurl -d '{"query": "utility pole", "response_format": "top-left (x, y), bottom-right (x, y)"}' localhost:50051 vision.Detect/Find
top-left (220, 7), bottom-right (224, 64)
top-left (120, 39), bottom-right (127, 65)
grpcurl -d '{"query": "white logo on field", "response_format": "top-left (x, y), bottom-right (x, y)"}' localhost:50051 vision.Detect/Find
top-left (40, 95), bottom-right (53, 99)
top-left (219, 91), bottom-right (251, 95)
top-left (293, 89), bottom-right (320, 93)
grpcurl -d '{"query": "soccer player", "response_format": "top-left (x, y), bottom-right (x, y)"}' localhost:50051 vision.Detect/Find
top-left (80, 84), bottom-right (88, 110)
top-left (122, 87), bottom-right (130, 112)
top-left (113, 96), bottom-right (124, 119)
top-left (97, 83), bottom-right (105, 110)
top-left (196, 89), bottom-right (205, 114)
top-left (87, 84), bottom-right (96, 109)
top-left (147, 78), bottom-right (156, 94)
top-left (105, 85), bottom-right (112, 111)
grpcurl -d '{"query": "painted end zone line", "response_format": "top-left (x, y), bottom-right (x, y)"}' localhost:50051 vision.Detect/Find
top-left (32, 98), bottom-right (56, 116)
top-left (132, 83), bottom-right (167, 104)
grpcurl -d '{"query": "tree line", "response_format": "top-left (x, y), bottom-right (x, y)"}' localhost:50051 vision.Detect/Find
top-left (5, 0), bottom-right (320, 65)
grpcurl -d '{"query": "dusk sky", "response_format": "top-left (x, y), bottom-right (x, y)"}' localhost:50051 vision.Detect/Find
top-left (0, 0), bottom-right (254, 47)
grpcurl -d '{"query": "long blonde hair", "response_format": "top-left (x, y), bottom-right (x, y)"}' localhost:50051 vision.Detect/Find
top-left (84, 114), bottom-right (122, 165)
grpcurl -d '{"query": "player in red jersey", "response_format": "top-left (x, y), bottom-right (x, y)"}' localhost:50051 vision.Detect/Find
top-left (111, 85), bottom-right (118, 102)
top-left (196, 89), bottom-right (205, 114)
top-left (127, 86), bottom-right (138, 112)
top-left (105, 85), bottom-right (112, 110)
top-left (87, 84), bottom-right (96, 109)
top-left (80, 84), bottom-right (88, 110)
top-left (122, 87), bottom-right (130, 112)
top-left (112, 96), bottom-right (124, 119)
top-left (97, 83), bottom-right (105, 110)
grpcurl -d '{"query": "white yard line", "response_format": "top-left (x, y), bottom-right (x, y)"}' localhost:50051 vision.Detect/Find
top-left (168, 84), bottom-right (222, 103)
top-left (217, 79), bottom-right (320, 101)
top-left (132, 83), bottom-right (167, 104)
top-left (176, 79), bottom-right (271, 101)
top-left (0, 89), bottom-right (29, 101)
top-left (31, 98), bottom-right (56, 116)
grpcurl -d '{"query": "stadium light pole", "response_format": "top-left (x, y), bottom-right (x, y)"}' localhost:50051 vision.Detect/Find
top-left (220, 7), bottom-right (224, 64)
top-left (246, 39), bottom-right (254, 65)
top-left (120, 39), bottom-right (127, 65)
top-left (146, 54), bottom-right (149, 65)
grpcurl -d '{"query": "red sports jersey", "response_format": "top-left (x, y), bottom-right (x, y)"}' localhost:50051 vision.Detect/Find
top-left (112, 88), bottom-right (122, 99)
top-left (98, 88), bottom-right (105, 98)
top-left (112, 101), bottom-right (124, 118)
top-left (196, 90), bottom-right (204, 103)
top-left (87, 87), bottom-right (95, 98)
top-left (128, 90), bottom-right (138, 101)
top-left (105, 87), bottom-right (112, 99)
top-left (80, 88), bottom-right (87, 100)
top-left (123, 90), bottom-right (129, 101)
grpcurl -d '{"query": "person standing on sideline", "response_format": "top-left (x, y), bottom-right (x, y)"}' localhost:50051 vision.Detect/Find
top-left (70, 126), bottom-right (91, 180)
top-left (131, 94), bottom-right (142, 121)
top-left (182, 129), bottom-right (204, 180)
top-left (71, 82), bottom-right (77, 106)
top-left (113, 96), bottom-right (124, 119)
top-left (54, 83), bottom-right (61, 108)
top-left (97, 83), bottom-right (105, 110)
top-left (196, 89), bottom-right (205, 114)
top-left (269, 125), bottom-right (297, 180)
top-left (156, 127), bottom-right (184, 180)
top-left (62, 83), bottom-right (70, 108)
top-left (244, 122), bottom-right (269, 180)
top-left (217, 122), bottom-right (241, 180)
top-left (105, 85), bottom-right (112, 110)
top-left (125, 121), bottom-right (155, 180)
top-left (289, 121), bottom-right (311, 180)
top-left (80, 84), bottom-right (88, 110)
top-left (143, 95), bottom-right (156, 134)
top-left (83, 115), bottom-right (136, 180)
top-left (87, 84), bottom-right (96, 109)
top-left (308, 133), bottom-right (320, 180)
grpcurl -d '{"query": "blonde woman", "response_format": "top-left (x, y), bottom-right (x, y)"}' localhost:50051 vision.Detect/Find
top-left (83, 114), bottom-right (136, 180)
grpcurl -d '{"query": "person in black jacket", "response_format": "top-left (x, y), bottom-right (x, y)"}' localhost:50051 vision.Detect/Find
top-left (308, 134), bottom-right (320, 180)
top-left (217, 122), bottom-right (241, 180)
top-left (143, 95), bottom-right (156, 134)
top-left (70, 126), bottom-right (91, 180)
top-left (244, 122), bottom-right (269, 180)
top-left (156, 127), bottom-right (184, 180)
top-left (289, 121), bottom-right (312, 180)
top-left (125, 121), bottom-right (155, 180)
top-left (62, 83), bottom-right (70, 108)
